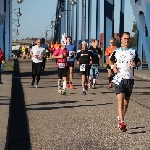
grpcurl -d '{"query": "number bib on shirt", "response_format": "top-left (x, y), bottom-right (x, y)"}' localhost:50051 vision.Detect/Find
top-left (58, 63), bottom-right (66, 68)
top-left (80, 64), bottom-right (86, 71)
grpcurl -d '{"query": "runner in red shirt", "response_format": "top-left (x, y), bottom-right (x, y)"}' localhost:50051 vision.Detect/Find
top-left (52, 42), bottom-right (69, 95)
top-left (0, 48), bottom-right (5, 84)
top-left (49, 42), bottom-right (55, 59)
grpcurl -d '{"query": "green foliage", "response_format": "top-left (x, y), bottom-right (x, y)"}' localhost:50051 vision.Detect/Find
top-left (130, 21), bottom-right (137, 48)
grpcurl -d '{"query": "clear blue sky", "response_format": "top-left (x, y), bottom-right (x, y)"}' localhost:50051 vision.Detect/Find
top-left (12, 0), bottom-right (135, 40)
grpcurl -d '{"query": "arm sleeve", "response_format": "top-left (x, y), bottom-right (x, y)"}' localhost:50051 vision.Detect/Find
top-left (109, 51), bottom-right (116, 61)
top-left (76, 52), bottom-right (80, 61)
top-left (134, 51), bottom-right (141, 63)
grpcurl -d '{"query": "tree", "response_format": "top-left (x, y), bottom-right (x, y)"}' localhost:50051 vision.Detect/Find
top-left (130, 21), bottom-right (137, 48)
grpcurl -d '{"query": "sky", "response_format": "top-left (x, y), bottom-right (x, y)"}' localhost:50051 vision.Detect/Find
top-left (12, 0), bottom-right (135, 40)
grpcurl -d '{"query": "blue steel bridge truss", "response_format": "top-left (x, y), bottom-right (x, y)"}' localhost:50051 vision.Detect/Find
top-left (0, 0), bottom-right (150, 70)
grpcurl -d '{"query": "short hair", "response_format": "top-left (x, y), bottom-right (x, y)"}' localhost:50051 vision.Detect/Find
top-left (121, 32), bottom-right (130, 37)
top-left (90, 39), bottom-right (95, 43)
top-left (66, 36), bottom-right (72, 40)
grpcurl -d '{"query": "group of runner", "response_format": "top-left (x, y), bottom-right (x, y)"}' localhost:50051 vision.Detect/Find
top-left (29, 31), bottom-right (141, 132)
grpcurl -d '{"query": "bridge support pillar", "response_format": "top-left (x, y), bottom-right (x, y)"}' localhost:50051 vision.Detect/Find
top-left (103, 0), bottom-right (114, 63)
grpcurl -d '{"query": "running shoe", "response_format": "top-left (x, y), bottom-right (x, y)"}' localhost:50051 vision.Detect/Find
top-left (70, 84), bottom-right (74, 89)
top-left (82, 91), bottom-right (86, 95)
top-left (66, 84), bottom-right (70, 88)
top-left (61, 90), bottom-right (67, 95)
top-left (119, 122), bottom-right (127, 132)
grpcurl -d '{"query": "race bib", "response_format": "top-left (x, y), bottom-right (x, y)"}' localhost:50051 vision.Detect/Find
top-left (80, 64), bottom-right (86, 71)
top-left (58, 63), bottom-right (65, 68)
top-left (69, 51), bottom-right (73, 56)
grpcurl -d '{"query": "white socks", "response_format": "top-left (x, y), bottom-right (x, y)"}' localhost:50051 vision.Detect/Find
top-left (58, 81), bottom-right (61, 87)
top-left (63, 81), bottom-right (66, 90)
top-left (93, 79), bottom-right (96, 84)
top-left (89, 76), bottom-right (92, 82)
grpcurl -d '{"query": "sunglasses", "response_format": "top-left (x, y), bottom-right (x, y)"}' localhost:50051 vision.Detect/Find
top-left (109, 42), bottom-right (113, 44)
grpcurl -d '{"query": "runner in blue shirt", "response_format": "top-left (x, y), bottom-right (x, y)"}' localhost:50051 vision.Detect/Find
top-left (66, 36), bottom-right (76, 89)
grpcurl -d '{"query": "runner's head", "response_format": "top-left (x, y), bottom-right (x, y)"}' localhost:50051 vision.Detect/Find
top-left (82, 41), bottom-right (87, 50)
top-left (90, 39), bottom-right (95, 47)
top-left (41, 38), bottom-right (45, 44)
top-left (121, 32), bottom-right (130, 48)
top-left (66, 36), bottom-right (72, 45)
top-left (61, 41), bottom-right (66, 49)
top-left (95, 40), bottom-right (99, 47)
top-left (37, 39), bottom-right (41, 47)
top-left (109, 38), bottom-right (114, 46)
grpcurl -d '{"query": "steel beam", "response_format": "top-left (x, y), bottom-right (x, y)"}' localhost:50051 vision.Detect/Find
top-left (71, 3), bottom-right (75, 42)
top-left (96, 0), bottom-right (100, 42)
top-left (119, 0), bottom-right (125, 38)
top-left (75, 0), bottom-right (79, 51)
top-left (130, 0), bottom-right (150, 70)
top-left (103, 0), bottom-right (114, 63)
top-left (87, 0), bottom-right (92, 47)
top-left (81, 0), bottom-right (86, 42)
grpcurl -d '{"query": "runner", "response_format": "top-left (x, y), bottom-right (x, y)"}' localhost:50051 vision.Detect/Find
top-left (54, 40), bottom-right (61, 51)
top-left (105, 38), bottom-right (117, 88)
top-left (52, 42), bottom-right (68, 95)
top-left (30, 39), bottom-right (46, 88)
top-left (66, 36), bottom-right (76, 89)
top-left (41, 38), bottom-right (49, 71)
top-left (109, 32), bottom-right (141, 132)
top-left (0, 48), bottom-right (5, 84)
top-left (88, 39), bottom-right (102, 89)
top-left (49, 41), bottom-right (55, 59)
top-left (76, 41), bottom-right (93, 95)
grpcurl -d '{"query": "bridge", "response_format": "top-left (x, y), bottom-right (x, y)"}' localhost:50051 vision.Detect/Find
top-left (1, 0), bottom-right (150, 70)
top-left (0, 0), bottom-right (150, 149)
top-left (0, 0), bottom-right (150, 70)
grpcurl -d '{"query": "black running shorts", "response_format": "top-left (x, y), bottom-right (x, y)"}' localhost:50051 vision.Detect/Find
top-left (114, 79), bottom-right (134, 97)
top-left (58, 67), bottom-right (68, 79)
top-left (67, 61), bottom-right (74, 68)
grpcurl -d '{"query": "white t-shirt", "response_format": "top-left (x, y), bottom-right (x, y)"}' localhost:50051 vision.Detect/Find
top-left (110, 47), bottom-right (140, 80)
top-left (31, 45), bottom-right (46, 63)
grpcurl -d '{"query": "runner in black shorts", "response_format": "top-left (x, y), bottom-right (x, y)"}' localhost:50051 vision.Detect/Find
top-left (109, 32), bottom-right (141, 132)
top-left (76, 41), bottom-right (93, 95)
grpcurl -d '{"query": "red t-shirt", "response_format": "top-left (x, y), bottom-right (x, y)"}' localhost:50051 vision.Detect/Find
top-left (0, 50), bottom-right (4, 63)
top-left (53, 48), bottom-right (68, 67)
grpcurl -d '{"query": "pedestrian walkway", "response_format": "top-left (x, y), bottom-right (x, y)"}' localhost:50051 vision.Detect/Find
top-left (0, 59), bottom-right (13, 150)
top-left (2, 59), bottom-right (150, 149)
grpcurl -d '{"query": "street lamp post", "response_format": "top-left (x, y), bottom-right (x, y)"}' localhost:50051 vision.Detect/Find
top-left (17, 0), bottom-right (23, 4)
top-left (12, 8), bottom-right (22, 17)
top-left (12, 18), bottom-right (20, 27)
